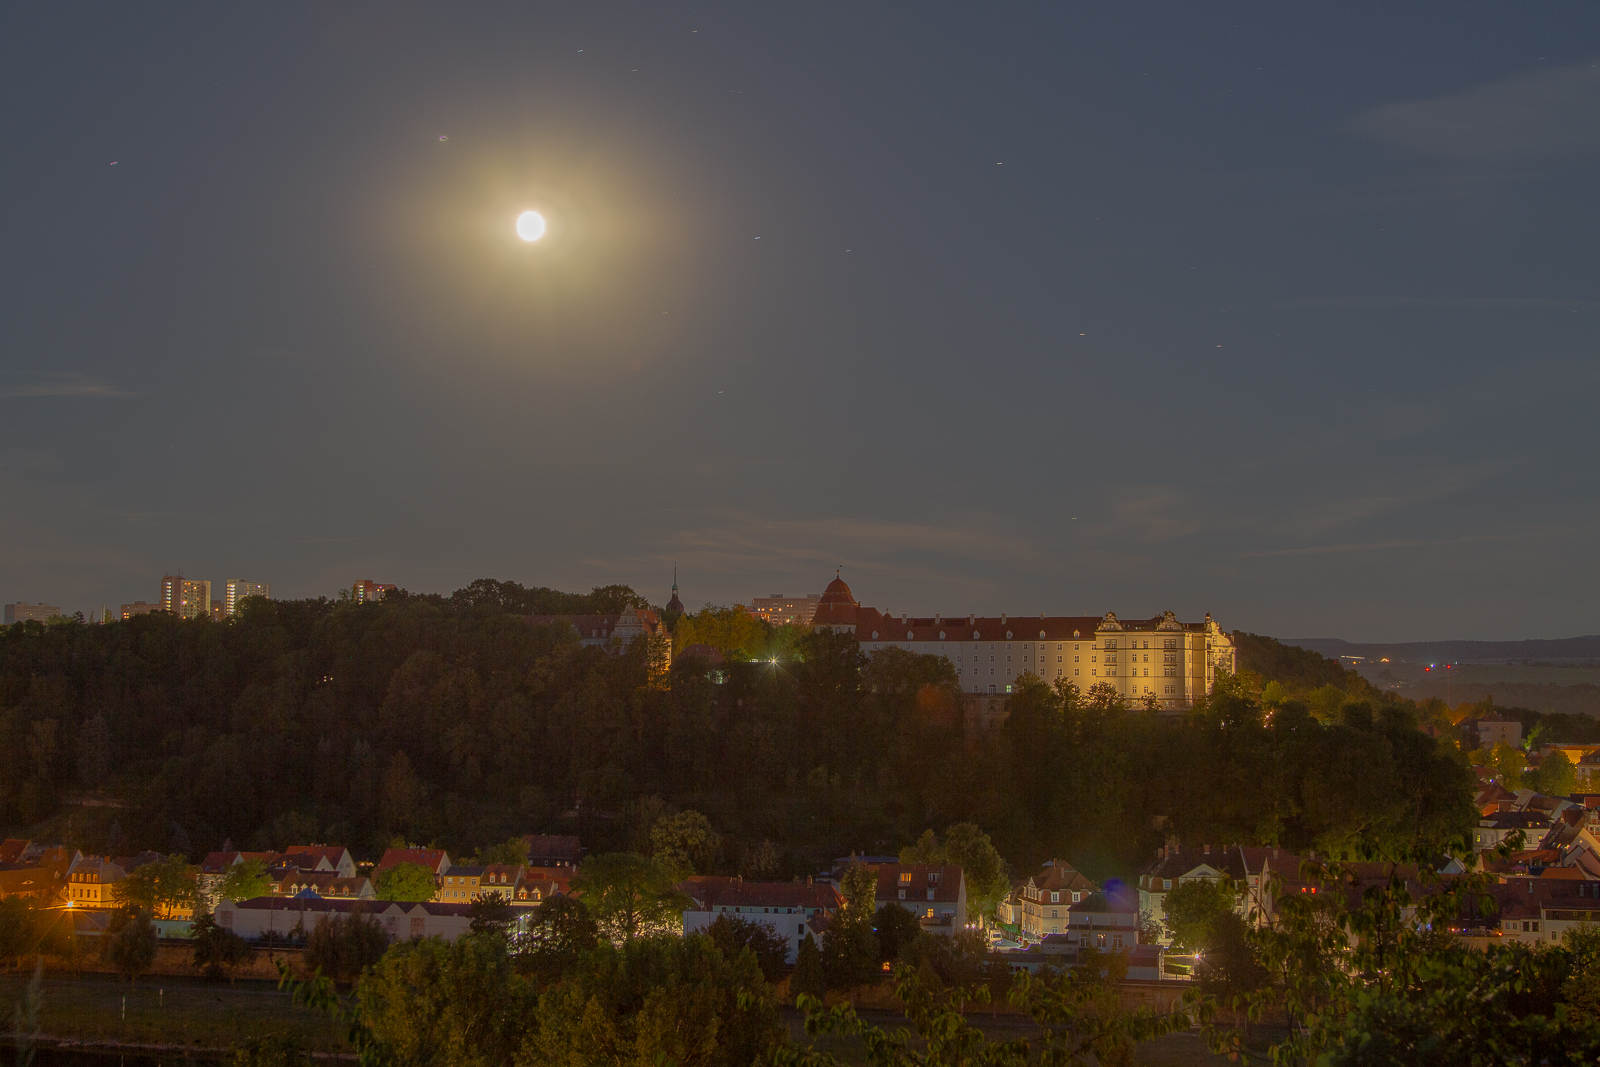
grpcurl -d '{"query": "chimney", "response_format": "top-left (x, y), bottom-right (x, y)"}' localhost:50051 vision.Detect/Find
top-left (807, 875), bottom-right (813, 886)
top-left (1203, 844), bottom-right (1210, 855)
top-left (1000, 613), bottom-right (1007, 625)
top-left (935, 614), bottom-right (941, 625)
top-left (968, 614), bottom-right (974, 626)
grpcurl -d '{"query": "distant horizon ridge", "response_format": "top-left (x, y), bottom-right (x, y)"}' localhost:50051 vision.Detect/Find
top-left (1283, 635), bottom-right (1600, 662)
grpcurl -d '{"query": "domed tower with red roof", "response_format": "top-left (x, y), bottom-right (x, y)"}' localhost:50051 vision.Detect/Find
top-left (809, 570), bottom-right (861, 633)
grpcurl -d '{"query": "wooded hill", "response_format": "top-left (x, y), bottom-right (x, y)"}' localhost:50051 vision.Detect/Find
top-left (0, 582), bottom-right (1474, 882)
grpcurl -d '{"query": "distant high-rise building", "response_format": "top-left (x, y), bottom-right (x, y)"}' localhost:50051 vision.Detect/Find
top-left (747, 592), bottom-right (823, 627)
top-left (4, 602), bottom-right (61, 624)
top-left (352, 580), bottom-right (396, 604)
top-left (120, 601), bottom-right (161, 620)
top-left (159, 575), bottom-right (212, 619)
top-left (224, 579), bottom-right (270, 616)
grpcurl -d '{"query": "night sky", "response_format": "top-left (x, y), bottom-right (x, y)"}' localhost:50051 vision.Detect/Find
top-left (3, 4), bottom-right (1597, 640)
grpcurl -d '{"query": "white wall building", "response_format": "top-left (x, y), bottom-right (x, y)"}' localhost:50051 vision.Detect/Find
top-left (809, 576), bottom-right (1236, 708)
top-left (680, 878), bottom-right (843, 962)
top-left (216, 897), bottom-right (473, 942)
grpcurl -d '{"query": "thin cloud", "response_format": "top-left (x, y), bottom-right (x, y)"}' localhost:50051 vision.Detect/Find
top-left (1270, 297), bottom-right (1598, 310)
top-left (583, 510), bottom-right (1055, 589)
top-left (1351, 59), bottom-right (1600, 161)
top-left (0, 374), bottom-right (137, 398)
top-left (1242, 533), bottom-right (1530, 559)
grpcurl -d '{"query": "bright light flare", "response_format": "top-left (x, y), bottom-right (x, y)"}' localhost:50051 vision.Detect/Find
top-left (516, 210), bottom-right (546, 242)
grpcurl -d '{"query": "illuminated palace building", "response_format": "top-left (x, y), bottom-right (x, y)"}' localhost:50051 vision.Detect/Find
top-left (809, 575), bottom-right (1236, 708)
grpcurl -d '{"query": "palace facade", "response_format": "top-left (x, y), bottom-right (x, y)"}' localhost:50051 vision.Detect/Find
top-left (809, 575), bottom-right (1235, 708)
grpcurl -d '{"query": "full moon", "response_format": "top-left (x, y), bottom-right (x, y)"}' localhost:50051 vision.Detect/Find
top-left (515, 210), bottom-right (546, 242)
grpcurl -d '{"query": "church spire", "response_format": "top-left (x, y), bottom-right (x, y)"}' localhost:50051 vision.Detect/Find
top-left (666, 566), bottom-right (684, 615)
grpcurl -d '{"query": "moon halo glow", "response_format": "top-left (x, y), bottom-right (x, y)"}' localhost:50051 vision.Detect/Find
top-left (516, 210), bottom-right (546, 242)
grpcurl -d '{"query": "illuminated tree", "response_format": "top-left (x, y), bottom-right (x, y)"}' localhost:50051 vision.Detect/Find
top-left (375, 862), bottom-right (438, 903)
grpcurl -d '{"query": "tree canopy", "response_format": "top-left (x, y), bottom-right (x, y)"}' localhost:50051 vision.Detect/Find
top-left (375, 862), bottom-right (439, 903)
top-left (0, 583), bottom-right (1473, 888)
top-left (571, 852), bottom-right (690, 942)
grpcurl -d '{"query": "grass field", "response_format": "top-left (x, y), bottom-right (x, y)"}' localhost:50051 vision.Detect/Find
top-left (0, 972), bottom-right (347, 1053)
top-left (2, 972), bottom-right (1237, 1065)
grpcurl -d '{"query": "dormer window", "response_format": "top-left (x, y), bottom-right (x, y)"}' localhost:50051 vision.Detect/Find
top-left (900, 872), bottom-right (913, 884)
top-left (1050, 891), bottom-right (1060, 903)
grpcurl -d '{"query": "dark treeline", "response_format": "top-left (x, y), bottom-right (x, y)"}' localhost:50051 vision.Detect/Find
top-left (0, 582), bottom-right (1475, 879)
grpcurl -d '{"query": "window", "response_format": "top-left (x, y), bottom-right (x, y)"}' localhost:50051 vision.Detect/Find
top-left (1051, 891), bottom-right (1059, 903)
top-left (1163, 879), bottom-right (1171, 891)
top-left (1072, 891), bottom-right (1081, 903)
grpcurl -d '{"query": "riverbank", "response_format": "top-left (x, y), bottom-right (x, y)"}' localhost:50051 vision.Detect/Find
top-left (0, 972), bottom-right (347, 1054)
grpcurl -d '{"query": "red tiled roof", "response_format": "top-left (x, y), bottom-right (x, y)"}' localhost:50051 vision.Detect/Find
top-left (285, 845), bottom-right (352, 867)
top-left (810, 577), bottom-right (860, 629)
top-left (0, 840), bottom-right (29, 865)
top-left (374, 848), bottom-right (448, 875)
top-left (853, 609), bottom-right (1106, 643)
top-left (201, 851), bottom-right (242, 874)
top-left (681, 877), bottom-right (842, 911)
top-left (1020, 861), bottom-right (1099, 896)
top-left (866, 863), bottom-right (964, 905)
